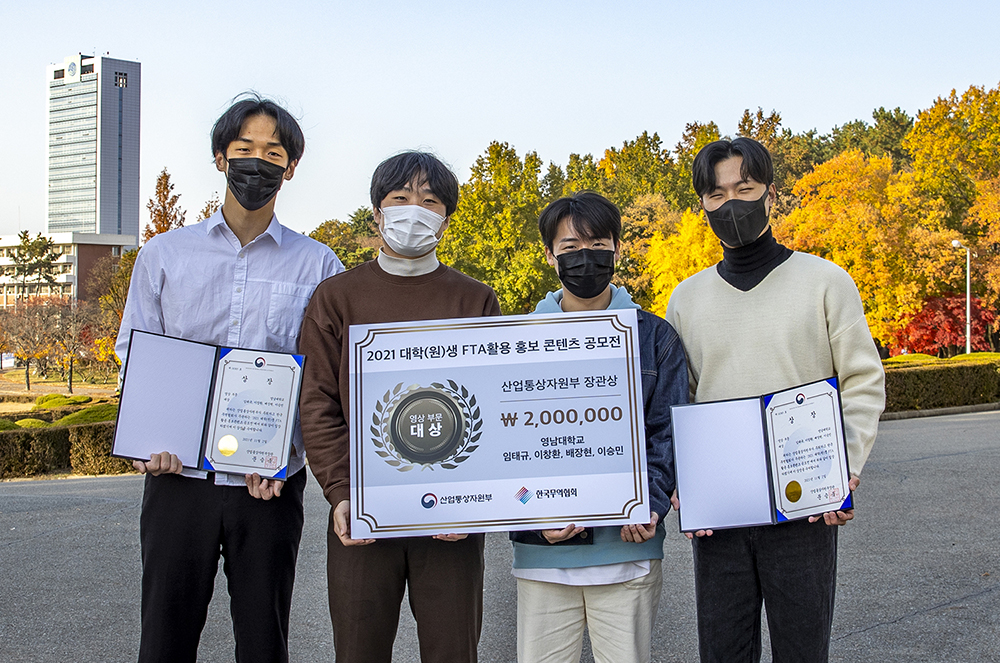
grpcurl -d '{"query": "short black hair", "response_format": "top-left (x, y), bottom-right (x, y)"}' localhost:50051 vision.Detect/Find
top-left (369, 152), bottom-right (460, 217)
top-left (537, 191), bottom-right (621, 251)
top-left (691, 137), bottom-right (774, 197)
top-left (211, 92), bottom-right (305, 164)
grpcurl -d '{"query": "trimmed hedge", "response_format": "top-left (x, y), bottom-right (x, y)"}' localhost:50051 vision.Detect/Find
top-left (0, 395), bottom-right (38, 404)
top-left (9, 410), bottom-right (58, 423)
top-left (0, 393), bottom-right (119, 478)
top-left (0, 401), bottom-right (117, 428)
top-left (69, 422), bottom-right (132, 475)
top-left (1, 421), bottom-right (135, 478)
top-left (0, 427), bottom-right (71, 479)
top-left (884, 356), bottom-right (1000, 412)
top-left (34, 394), bottom-right (65, 407)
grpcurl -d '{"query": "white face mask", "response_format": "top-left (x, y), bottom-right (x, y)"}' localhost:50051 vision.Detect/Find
top-left (379, 205), bottom-right (446, 257)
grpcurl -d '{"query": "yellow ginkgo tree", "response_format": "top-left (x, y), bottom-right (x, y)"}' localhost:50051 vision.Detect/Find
top-left (646, 209), bottom-right (723, 316)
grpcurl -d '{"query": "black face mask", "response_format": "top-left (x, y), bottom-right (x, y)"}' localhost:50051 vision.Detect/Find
top-left (705, 189), bottom-right (770, 247)
top-left (556, 248), bottom-right (615, 300)
top-left (226, 158), bottom-right (286, 211)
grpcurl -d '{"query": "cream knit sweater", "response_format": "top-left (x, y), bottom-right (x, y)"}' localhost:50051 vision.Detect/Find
top-left (665, 251), bottom-right (885, 474)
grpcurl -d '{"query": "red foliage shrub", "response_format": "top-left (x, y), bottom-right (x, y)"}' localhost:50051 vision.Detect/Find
top-left (897, 294), bottom-right (995, 356)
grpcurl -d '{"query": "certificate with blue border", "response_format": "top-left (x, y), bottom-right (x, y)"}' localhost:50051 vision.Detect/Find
top-left (670, 377), bottom-right (852, 532)
top-left (112, 330), bottom-right (304, 479)
top-left (201, 347), bottom-right (302, 478)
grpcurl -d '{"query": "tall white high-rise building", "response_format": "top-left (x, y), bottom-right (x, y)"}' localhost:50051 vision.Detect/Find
top-left (46, 54), bottom-right (141, 236)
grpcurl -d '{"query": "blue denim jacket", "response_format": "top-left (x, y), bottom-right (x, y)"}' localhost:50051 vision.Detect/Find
top-left (510, 287), bottom-right (688, 561)
top-left (634, 307), bottom-right (689, 517)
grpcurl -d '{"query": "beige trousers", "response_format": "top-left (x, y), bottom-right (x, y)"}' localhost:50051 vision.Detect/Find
top-left (516, 559), bottom-right (663, 663)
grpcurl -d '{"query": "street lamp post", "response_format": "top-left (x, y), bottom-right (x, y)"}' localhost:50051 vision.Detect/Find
top-left (952, 239), bottom-right (971, 354)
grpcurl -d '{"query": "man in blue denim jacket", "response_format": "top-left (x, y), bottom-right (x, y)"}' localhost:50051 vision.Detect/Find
top-left (510, 191), bottom-right (688, 663)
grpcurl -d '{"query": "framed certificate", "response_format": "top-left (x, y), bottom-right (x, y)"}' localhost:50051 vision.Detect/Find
top-left (670, 377), bottom-right (852, 532)
top-left (112, 330), bottom-right (304, 479)
top-left (348, 309), bottom-right (650, 538)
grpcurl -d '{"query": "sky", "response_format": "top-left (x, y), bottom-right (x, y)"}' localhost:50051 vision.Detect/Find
top-left (1, 0), bottom-right (999, 238)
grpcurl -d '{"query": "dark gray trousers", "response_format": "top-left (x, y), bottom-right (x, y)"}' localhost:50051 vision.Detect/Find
top-left (326, 518), bottom-right (484, 663)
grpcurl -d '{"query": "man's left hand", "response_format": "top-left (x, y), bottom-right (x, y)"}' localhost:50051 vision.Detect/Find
top-left (245, 473), bottom-right (283, 500)
top-left (621, 512), bottom-right (659, 543)
top-left (809, 475), bottom-right (860, 526)
top-left (432, 533), bottom-right (469, 542)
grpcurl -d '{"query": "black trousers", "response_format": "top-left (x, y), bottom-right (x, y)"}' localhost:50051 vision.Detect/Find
top-left (137, 470), bottom-right (307, 663)
top-left (692, 518), bottom-right (838, 663)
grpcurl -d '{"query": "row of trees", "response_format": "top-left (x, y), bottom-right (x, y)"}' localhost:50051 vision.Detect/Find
top-left (312, 82), bottom-right (1000, 357)
top-left (0, 169), bottom-right (220, 390)
top-left (0, 297), bottom-right (119, 391)
top-left (0, 243), bottom-right (141, 392)
top-left (18, 81), bottom-right (992, 373)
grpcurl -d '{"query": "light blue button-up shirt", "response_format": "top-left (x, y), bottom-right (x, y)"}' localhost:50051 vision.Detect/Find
top-left (117, 210), bottom-right (344, 484)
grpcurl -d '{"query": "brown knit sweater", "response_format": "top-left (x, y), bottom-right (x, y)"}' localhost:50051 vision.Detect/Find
top-left (299, 259), bottom-right (501, 507)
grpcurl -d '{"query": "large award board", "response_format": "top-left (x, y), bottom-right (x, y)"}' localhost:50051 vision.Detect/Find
top-left (348, 309), bottom-right (649, 538)
top-left (112, 330), bottom-right (303, 479)
top-left (670, 377), bottom-right (852, 532)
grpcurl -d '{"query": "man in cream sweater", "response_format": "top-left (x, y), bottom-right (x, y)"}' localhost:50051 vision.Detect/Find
top-left (665, 137), bottom-right (885, 662)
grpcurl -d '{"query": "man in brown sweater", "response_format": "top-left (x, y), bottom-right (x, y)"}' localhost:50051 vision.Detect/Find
top-left (299, 151), bottom-right (501, 663)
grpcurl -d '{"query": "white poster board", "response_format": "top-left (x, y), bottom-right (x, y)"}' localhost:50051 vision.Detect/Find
top-left (348, 309), bottom-right (649, 538)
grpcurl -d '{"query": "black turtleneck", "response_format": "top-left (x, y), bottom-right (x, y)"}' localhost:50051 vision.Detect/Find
top-left (716, 227), bottom-right (793, 292)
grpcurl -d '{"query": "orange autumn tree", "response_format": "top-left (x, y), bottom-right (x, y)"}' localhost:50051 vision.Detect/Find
top-left (91, 334), bottom-right (121, 384)
top-left (774, 150), bottom-right (960, 345)
top-left (897, 294), bottom-right (996, 356)
top-left (144, 168), bottom-right (186, 243)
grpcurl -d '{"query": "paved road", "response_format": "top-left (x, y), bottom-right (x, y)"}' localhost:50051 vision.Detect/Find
top-left (2, 412), bottom-right (998, 662)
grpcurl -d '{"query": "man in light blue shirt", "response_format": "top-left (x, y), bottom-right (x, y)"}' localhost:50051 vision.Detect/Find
top-left (116, 94), bottom-right (343, 663)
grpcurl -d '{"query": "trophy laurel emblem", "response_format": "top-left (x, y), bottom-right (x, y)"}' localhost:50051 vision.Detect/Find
top-left (370, 380), bottom-right (483, 472)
